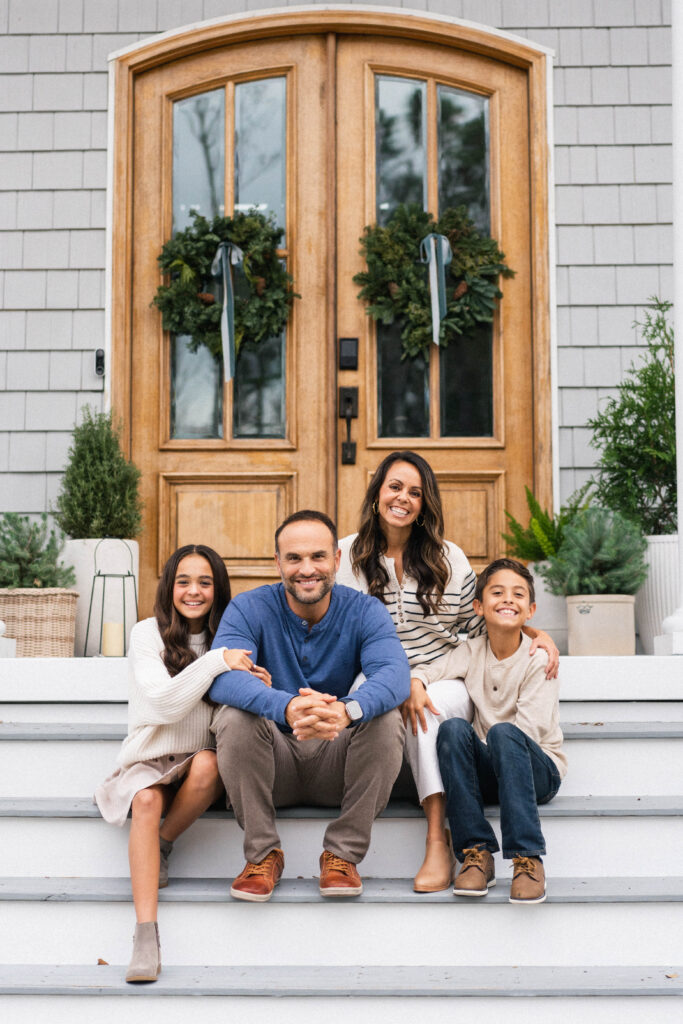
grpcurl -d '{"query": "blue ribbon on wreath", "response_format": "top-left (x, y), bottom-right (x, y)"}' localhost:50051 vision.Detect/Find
top-left (211, 241), bottom-right (244, 382)
top-left (419, 232), bottom-right (453, 347)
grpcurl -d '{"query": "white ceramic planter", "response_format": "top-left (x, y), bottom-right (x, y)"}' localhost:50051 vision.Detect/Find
top-left (566, 594), bottom-right (636, 656)
top-left (528, 562), bottom-right (568, 655)
top-left (635, 534), bottom-right (680, 655)
top-left (61, 539), bottom-right (139, 657)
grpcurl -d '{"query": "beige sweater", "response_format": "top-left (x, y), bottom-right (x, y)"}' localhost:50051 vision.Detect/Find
top-left (117, 616), bottom-right (228, 769)
top-left (413, 633), bottom-right (567, 778)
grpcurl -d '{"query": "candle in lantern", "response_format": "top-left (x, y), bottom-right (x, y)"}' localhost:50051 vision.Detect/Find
top-left (101, 621), bottom-right (125, 657)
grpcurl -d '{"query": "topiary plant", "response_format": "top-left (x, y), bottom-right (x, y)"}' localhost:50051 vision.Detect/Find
top-left (588, 297), bottom-right (676, 536)
top-left (502, 483), bottom-right (593, 562)
top-left (53, 408), bottom-right (143, 539)
top-left (0, 513), bottom-right (76, 589)
top-left (538, 507), bottom-right (648, 597)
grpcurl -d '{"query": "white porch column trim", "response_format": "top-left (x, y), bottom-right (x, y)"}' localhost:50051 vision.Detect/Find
top-left (657, 2), bottom-right (683, 653)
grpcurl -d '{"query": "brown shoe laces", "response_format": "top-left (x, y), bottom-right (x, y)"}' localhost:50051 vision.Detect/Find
top-left (461, 847), bottom-right (488, 870)
top-left (512, 856), bottom-right (539, 879)
top-left (242, 851), bottom-right (279, 878)
top-left (322, 852), bottom-right (354, 875)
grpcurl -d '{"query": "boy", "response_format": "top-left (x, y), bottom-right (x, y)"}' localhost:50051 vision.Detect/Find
top-left (416, 558), bottom-right (566, 904)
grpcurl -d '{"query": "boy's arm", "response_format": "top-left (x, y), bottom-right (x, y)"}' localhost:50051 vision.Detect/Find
top-left (209, 601), bottom-right (292, 724)
top-left (411, 641), bottom-right (472, 688)
top-left (513, 653), bottom-right (560, 746)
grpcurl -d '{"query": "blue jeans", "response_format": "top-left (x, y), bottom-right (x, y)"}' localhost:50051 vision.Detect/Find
top-left (436, 718), bottom-right (561, 861)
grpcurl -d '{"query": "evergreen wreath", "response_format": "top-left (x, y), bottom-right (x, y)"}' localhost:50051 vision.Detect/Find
top-left (152, 209), bottom-right (298, 360)
top-left (353, 203), bottom-right (514, 360)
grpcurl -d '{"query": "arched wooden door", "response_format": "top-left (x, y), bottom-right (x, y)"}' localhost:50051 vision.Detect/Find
top-left (111, 12), bottom-right (551, 615)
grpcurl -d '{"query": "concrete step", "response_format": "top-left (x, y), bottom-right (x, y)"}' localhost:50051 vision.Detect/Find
top-left (0, 797), bottom-right (680, 879)
top-left (1, 721), bottom-right (681, 796)
top-left (2, 878), bottom-right (682, 966)
top-left (1, 964), bottom-right (681, 1024)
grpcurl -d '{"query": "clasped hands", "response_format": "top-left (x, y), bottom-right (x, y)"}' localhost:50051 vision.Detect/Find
top-left (285, 687), bottom-right (350, 742)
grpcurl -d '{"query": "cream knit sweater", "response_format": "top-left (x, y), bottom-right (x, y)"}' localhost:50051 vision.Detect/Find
top-left (117, 616), bottom-right (228, 769)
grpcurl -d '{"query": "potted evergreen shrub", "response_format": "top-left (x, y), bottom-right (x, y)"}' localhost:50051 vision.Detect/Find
top-left (502, 484), bottom-right (592, 654)
top-left (588, 298), bottom-right (677, 653)
top-left (0, 513), bottom-right (78, 657)
top-left (538, 507), bottom-right (648, 656)
top-left (53, 408), bottom-right (143, 656)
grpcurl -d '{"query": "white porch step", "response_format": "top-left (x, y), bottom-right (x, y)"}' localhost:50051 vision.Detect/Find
top-left (1, 964), bottom-right (680, 1024)
top-left (0, 797), bottom-right (680, 879)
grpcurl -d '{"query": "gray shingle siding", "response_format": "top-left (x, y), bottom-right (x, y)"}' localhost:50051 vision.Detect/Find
top-left (0, 0), bottom-right (672, 513)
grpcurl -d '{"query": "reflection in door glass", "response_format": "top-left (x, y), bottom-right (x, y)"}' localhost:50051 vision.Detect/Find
top-left (173, 89), bottom-right (225, 232)
top-left (438, 85), bottom-right (489, 233)
top-left (440, 322), bottom-right (493, 437)
top-left (233, 332), bottom-right (286, 438)
top-left (171, 335), bottom-right (224, 439)
top-left (376, 76), bottom-right (426, 225)
top-left (377, 323), bottom-right (429, 437)
top-left (235, 77), bottom-right (286, 232)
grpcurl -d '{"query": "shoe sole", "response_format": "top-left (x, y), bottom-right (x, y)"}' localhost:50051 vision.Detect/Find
top-left (126, 965), bottom-right (162, 983)
top-left (414, 879), bottom-right (453, 893)
top-left (509, 891), bottom-right (546, 904)
top-left (319, 884), bottom-right (363, 897)
top-left (230, 884), bottom-right (279, 902)
top-left (453, 878), bottom-right (496, 896)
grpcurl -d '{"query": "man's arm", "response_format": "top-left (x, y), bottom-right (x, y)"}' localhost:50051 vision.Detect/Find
top-left (350, 598), bottom-right (411, 720)
top-left (209, 599), bottom-right (291, 723)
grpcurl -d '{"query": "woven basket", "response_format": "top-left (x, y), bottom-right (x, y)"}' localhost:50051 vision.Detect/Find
top-left (0, 588), bottom-right (79, 657)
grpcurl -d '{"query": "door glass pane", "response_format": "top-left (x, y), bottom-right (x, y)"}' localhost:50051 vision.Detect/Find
top-left (171, 335), bottom-right (224, 439)
top-left (440, 323), bottom-right (493, 437)
top-left (437, 85), bottom-right (489, 232)
top-left (173, 89), bottom-right (225, 232)
top-left (233, 332), bottom-right (286, 438)
top-left (377, 323), bottom-right (429, 437)
top-left (235, 77), bottom-right (286, 231)
top-left (376, 76), bottom-right (426, 225)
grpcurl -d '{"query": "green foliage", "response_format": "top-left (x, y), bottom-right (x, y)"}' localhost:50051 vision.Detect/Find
top-left (538, 507), bottom-right (648, 597)
top-left (53, 408), bottom-right (143, 539)
top-left (353, 203), bottom-right (514, 360)
top-left (0, 513), bottom-right (76, 589)
top-left (502, 483), bottom-right (593, 561)
top-left (152, 209), bottom-right (298, 359)
top-left (588, 297), bottom-right (676, 536)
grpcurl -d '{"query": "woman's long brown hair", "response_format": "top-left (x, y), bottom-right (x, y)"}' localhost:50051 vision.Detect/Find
top-left (153, 544), bottom-right (231, 677)
top-left (350, 451), bottom-right (451, 616)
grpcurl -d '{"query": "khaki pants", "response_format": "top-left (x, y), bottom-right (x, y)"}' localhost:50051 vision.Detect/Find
top-left (212, 706), bottom-right (405, 864)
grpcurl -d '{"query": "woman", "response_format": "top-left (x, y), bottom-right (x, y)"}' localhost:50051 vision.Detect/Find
top-left (337, 452), bottom-right (558, 893)
top-left (95, 544), bottom-right (270, 982)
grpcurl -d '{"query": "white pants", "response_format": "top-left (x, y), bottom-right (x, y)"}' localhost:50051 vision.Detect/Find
top-left (403, 678), bottom-right (473, 803)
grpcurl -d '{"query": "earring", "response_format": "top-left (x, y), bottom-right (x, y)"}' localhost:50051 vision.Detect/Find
top-left (416, 514), bottom-right (425, 527)
top-left (372, 501), bottom-right (379, 515)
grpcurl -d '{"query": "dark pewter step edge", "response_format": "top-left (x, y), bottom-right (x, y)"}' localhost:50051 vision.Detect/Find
top-left (1, 876), bottom-right (682, 905)
top-left (0, 964), bottom-right (681, 997)
top-left (2, 721), bottom-right (683, 741)
top-left (0, 795), bottom-right (681, 819)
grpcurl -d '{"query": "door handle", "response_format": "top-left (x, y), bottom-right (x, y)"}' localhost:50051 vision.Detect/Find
top-left (339, 386), bottom-right (358, 465)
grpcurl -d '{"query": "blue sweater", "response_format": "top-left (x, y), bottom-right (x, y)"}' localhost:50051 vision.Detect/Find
top-left (209, 582), bottom-right (410, 726)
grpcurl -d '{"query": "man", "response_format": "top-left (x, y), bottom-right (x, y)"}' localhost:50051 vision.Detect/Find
top-left (209, 509), bottom-right (410, 901)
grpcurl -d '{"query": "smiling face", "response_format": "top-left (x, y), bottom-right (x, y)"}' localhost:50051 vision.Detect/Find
top-left (376, 459), bottom-right (424, 533)
top-left (275, 519), bottom-right (341, 619)
top-left (473, 568), bottom-right (536, 633)
top-left (172, 553), bottom-right (215, 633)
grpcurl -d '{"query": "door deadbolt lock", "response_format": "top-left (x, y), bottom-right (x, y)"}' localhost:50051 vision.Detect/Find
top-left (339, 387), bottom-right (358, 465)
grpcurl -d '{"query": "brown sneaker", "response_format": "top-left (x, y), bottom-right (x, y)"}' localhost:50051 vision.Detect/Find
top-left (510, 856), bottom-right (546, 904)
top-left (230, 849), bottom-right (284, 902)
top-left (453, 846), bottom-right (496, 896)
top-left (319, 850), bottom-right (363, 897)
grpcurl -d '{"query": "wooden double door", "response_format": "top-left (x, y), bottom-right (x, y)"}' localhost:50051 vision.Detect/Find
top-left (113, 13), bottom-right (551, 614)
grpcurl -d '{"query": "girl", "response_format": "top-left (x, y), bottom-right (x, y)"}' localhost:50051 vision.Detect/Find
top-left (95, 544), bottom-right (270, 982)
top-left (337, 452), bottom-right (558, 893)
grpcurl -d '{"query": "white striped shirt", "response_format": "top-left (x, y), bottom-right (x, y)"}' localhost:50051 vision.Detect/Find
top-left (337, 534), bottom-right (486, 680)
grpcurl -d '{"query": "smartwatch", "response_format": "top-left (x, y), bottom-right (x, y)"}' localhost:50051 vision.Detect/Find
top-left (342, 698), bottom-right (363, 723)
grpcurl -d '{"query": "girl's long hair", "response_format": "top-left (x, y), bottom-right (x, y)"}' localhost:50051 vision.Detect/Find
top-left (153, 544), bottom-right (231, 677)
top-left (350, 451), bottom-right (450, 616)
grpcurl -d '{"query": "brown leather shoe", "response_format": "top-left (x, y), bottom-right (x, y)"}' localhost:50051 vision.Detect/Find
top-left (230, 849), bottom-right (284, 902)
top-left (319, 850), bottom-right (363, 897)
top-left (510, 856), bottom-right (546, 904)
top-left (453, 846), bottom-right (496, 896)
top-left (413, 831), bottom-right (456, 892)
